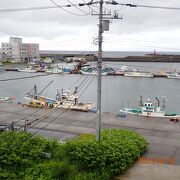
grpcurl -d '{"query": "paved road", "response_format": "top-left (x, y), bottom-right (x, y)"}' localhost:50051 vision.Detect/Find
top-left (1, 102), bottom-right (180, 168)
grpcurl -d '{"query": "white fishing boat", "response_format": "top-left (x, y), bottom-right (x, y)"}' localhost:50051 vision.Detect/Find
top-left (167, 72), bottom-right (180, 79)
top-left (0, 96), bottom-right (16, 102)
top-left (80, 67), bottom-right (97, 75)
top-left (18, 66), bottom-right (37, 73)
top-left (124, 71), bottom-right (153, 78)
top-left (46, 67), bottom-right (63, 74)
top-left (120, 96), bottom-right (180, 118)
top-left (56, 88), bottom-right (97, 112)
top-left (80, 66), bottom-right (107, 75)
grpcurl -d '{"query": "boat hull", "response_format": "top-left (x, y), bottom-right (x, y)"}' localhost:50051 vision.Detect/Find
top-left (120, 109), bottom-right (180, 118)
top-left (18, 69), bottom-right (37, 73)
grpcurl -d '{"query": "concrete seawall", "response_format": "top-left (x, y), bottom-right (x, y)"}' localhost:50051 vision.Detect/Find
top-left (103, 55), bottom-right (180, 62)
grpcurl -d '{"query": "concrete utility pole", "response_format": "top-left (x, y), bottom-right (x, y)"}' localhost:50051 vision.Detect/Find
top-left (95, 0), bottom-right (122, 141)
top-left (96, 0), bottom-right (103, 142)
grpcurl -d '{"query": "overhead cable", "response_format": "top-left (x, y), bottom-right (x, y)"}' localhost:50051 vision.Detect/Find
top-left (0, 73), bottom-right (53, 82)
top-left (107, 1), bottom-right (180, 11)
top-left (0, 1), bottom-right (98, 13)
top-left (66, 0), bottom-right (90, 14)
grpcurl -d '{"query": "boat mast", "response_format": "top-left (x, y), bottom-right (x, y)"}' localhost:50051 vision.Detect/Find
top-left (155, 97), bottom-right (160, 107)
top-left (162, 97), bottom-right (166, 111)
top-left (139, 95), bottom-right (143, 106)
top-left (34, 84), bottom-right (38, 99)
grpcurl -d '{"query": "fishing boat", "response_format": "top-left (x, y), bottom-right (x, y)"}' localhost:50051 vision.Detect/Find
top-left (56, 88), bottom-right (96, 112)
top-left (0, 96), bottom-right (16, 102)
top-left (167, 72), bottom-right (180, 79)
top-left (24, 83), bottom-right (96, 112)
top-left (102, 66), bottom-right (116, 75)
top-left (18, 66), bottom-right (37, 73)
top-left (58, 63), bottom-right (77, 74)
top-left (46, 67), bottom-right (63, 74)
top-left (24, 82), bottom-right (56, 108)
top-left (80, 66), bottom-right (107, 75)
top-left (80, 66), bottom-right (97, 75)
top-left (153, 71), bottom-right (167, 78)
top-left (124, 71), bottom-right (153, 78)
top-left (120, 96), bottom-right (180, 118)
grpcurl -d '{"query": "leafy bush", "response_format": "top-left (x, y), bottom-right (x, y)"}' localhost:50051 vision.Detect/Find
top-left (25, 160), bottom-right (75, 180)
top-left (74, 172), bottom-right (109, 180)
top-left (0, 131), bottom-right (61, 179)
top-left (0, 129), bottom-right (148, 179)
top-left (65, 129), bottom-right (148, 176)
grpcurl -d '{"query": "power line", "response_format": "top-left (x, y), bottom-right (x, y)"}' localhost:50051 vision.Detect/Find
top-left (0, 108), bottom-right (44, 141)
top-left (79, 75), bottom-right (95, 97)
top-left (0, 73), bottom-right (53, 82)
top-left (107, 1), bottom-right (180, 11)
top-left (30, 109), bottom-right (68, 136)
top-left (66, 0), bottom-right (90, 14)
top-left (83, 0), bottom-right (99, 14)
top-left (0, 72), bottom-right (95, 141)
top-left (0, 1), bottom-right (97, 13)
top-left (49, 0), bottom-right (90, 16)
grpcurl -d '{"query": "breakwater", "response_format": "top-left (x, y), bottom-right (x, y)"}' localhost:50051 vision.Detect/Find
top-left (103, 55), bottom-right (180, 62)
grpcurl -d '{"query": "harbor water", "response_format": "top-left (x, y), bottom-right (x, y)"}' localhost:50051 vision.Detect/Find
top-left (0, 62), bottom-right (180, 113)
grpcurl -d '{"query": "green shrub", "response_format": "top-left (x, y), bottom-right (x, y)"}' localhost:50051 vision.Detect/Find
top-left (25, 160), bottom-right (75, 180)
top-left (75, 172), bottom-right (109, 180)
top-left (65, 129), bottom-right (148, 176)
top-left (0, 131), bottom-right (61, 179)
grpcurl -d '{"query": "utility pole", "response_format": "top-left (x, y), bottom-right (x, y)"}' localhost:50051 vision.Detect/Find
top-left (96, 0), bottom-right (103, 142)
top-left (95, 0), bottom-right (122, 142)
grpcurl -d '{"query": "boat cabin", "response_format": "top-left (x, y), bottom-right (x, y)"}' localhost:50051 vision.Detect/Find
top-left (141, 98), bottom-right (164, 116)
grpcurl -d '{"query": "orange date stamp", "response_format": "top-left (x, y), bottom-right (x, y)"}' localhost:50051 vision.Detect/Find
top-left (138, 157), bottom-right (175, 165)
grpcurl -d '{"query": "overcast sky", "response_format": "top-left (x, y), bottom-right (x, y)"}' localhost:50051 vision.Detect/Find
top-left (0, 0), bottom-right (180, 52)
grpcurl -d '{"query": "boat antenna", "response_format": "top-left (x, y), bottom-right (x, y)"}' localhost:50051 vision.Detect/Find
top-left (139, 95), bottom-right (143, 106)
top-left (155, 97), bottom-right (160, 107)
top-left (162, 96), bottom-right (166, 110)
top-left (56, 89), bottom-right (61, 100)
top-left (73, 86), bottom-right (78, 95)
top-left (34, 84), bottom-right (38, 100)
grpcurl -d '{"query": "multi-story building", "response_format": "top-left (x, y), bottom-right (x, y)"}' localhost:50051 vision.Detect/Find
top-left (1, 37), bottom-right (39, 62)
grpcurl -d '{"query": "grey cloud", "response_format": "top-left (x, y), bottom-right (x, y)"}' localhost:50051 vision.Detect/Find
top-left (0, 0), bottom-right (180, 50)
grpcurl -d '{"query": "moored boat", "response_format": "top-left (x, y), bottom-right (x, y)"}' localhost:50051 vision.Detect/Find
top-left (120, 96), bottom-right (180, 118)
top-left (18, 66), bottom-right (37, 73)
top-left (167, 72), bottom-right (180, 79)
top-left (80, 66), bottom-right (108, 75)
top-left (46, 67), bottom-right (63, 74)
top-left (56, 88), bottom-right (97, 112)
top-left (80, 66), bottom-right (97, 75)
top-left (124, 71), bottom-right (153, 78)
top-left (0, 96), bottom-right (16, 102)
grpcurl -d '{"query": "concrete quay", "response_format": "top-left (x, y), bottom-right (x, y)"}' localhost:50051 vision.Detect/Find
top-left (1, 102), bottom-right (180, 179)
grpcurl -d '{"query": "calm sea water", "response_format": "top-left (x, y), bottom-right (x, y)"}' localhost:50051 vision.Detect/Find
top-left (0, 61), bottom-right (180, 113)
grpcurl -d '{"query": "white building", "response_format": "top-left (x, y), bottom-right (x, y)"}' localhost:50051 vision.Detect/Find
top-left (1, 37), bottom-right (39, 62)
